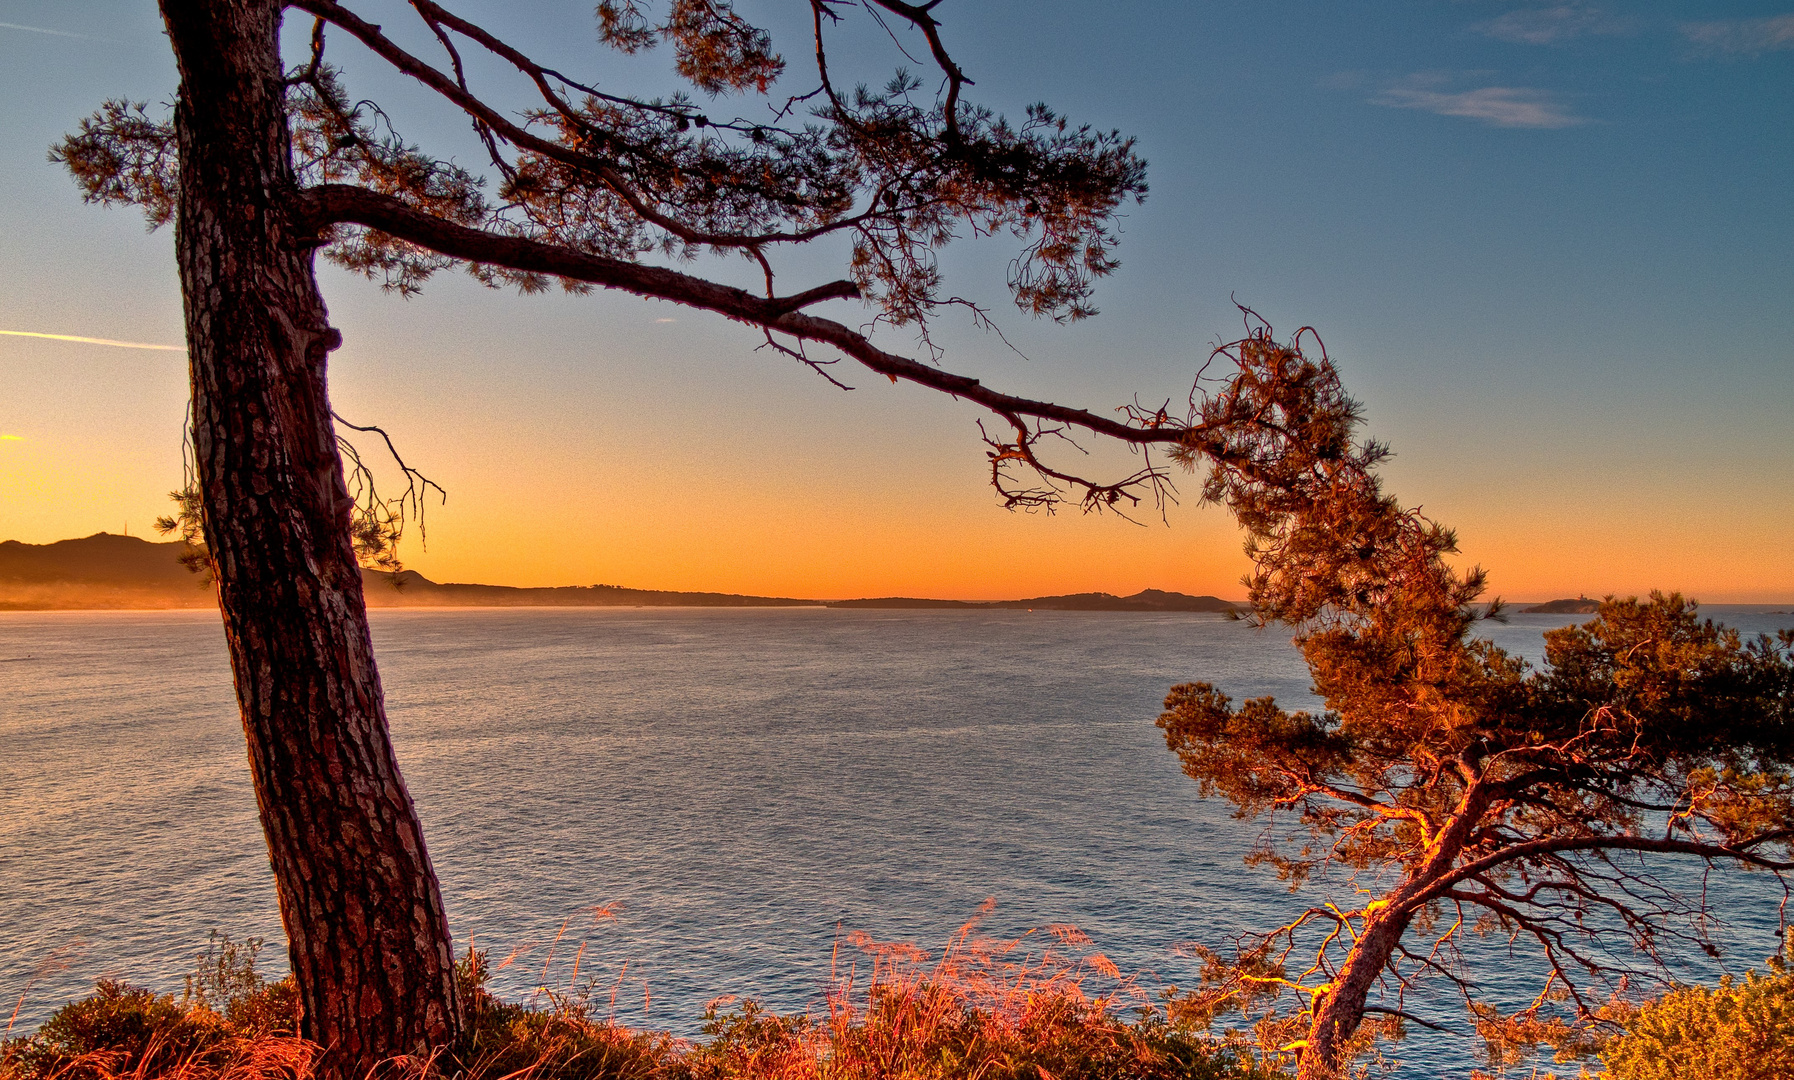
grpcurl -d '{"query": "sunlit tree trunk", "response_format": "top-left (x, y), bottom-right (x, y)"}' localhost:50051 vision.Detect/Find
top-left (1294, 786), bottom-right (1488, 1080)
top-left (161, 2), bottom-right (461, 1073)
top-left (1296, 914), bottom-right (1411, 1080)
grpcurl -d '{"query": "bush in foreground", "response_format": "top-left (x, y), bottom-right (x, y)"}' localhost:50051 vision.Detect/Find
top-left (1, 934), bottom-right (313, 1080)
top-left (681, 918), bottom-right (1277, 1080)
top-left (1598, 948), bottom-right (1794, 1080)
top-left (2, 923), bottom-right (1277, 1080)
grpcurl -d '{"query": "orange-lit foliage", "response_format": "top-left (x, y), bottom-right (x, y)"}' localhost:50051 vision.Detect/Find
top-left (0, 980), bottom-right (314, 1080)
top-left (1157, 320), bottom-right (1794, 1080)
top-left (688, 901), bottom-right (1272, 1080)
top-left (3, 919), bottom-right (1276, 1080)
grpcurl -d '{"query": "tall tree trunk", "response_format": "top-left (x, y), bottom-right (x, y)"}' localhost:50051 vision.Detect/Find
top-left (1295, 912), bottom-right (1412, 1080)
top-left (160, 2), bottom-right (462, 1074)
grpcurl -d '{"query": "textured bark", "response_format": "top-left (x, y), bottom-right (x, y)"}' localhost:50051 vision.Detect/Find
top-left (160, 2), bottom-right (461, 1074)
top-left (1294, 785), bottom-right (1492, 1080)
top-left (1295, 913), bottom-right (1412, 1080)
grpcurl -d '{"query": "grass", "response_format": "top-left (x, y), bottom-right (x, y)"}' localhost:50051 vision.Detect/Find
top-left (0, 909), bottom-right (1281, 1080)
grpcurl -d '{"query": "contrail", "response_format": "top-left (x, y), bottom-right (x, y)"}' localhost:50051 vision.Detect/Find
top-left (0, 330), bottom-right (184, 352)
top-left (0, 21), bottom-right (89, 39)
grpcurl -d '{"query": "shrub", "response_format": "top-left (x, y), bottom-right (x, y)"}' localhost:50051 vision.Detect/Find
top-left (451, 947), bottom-right (679, 1080)
top-left (0, 978), bottom-right (314, 1080)
top-left (0, 936), bottom-right (308, 1080)
top-left (3, 922), bottom-right (1277, 1080)
top-left (686, 981), bottom-right (1271, 1080)
top-left (183, 935), bottom-right (298, 1036)
top-left (13, 979), bottom-right (218, 1073)
top-left (683, 909), bottom-right (1279, 1080)
top-left (1601, 953), bottom-right (1794, 1080)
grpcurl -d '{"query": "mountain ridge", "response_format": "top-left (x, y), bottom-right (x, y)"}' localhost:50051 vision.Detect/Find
top-left (1, 533), bottom-right (1245, 612)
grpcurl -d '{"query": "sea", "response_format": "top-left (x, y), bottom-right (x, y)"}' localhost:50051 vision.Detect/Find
top-left (3, 605), bottom-right (1790, 1076)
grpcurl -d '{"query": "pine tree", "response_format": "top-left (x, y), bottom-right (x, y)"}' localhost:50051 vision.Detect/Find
top-left (1157, 330), bottom-right (1794, 1079)
top-left (57, 4), bottom-right (1317, 1074)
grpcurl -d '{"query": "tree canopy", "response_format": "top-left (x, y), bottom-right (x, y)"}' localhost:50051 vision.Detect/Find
top-left (1155, 330), bottom-right (1794, 1078)
top-left (57, 0), bottom-right (1216, 514)
top-left (1599, 941), bottom-right (1794, 1080)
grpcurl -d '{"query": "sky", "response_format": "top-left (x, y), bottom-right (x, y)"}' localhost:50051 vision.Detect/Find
top-left (0, 0), bottom-right (1789, 602)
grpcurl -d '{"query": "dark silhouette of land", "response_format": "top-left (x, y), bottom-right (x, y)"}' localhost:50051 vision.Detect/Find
top-left (369, 569), bottom-right (818, 609)
top-left (0, 533), bottom-right (216, 608)
top-left (832, 589), bottom-right (1238, 612)
top-left (1, 534), bottom-right (1243, 612)
top-left (1522, 597), bottom-right (1602, 614)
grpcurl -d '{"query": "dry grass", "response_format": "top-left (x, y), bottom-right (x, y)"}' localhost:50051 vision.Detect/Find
top-left (2, 916), bottom-right (1277, 1080)
top-left (683, 900), bottom-right (1190, 1080)
top-left (0, 981), bottom-right (315, 1080)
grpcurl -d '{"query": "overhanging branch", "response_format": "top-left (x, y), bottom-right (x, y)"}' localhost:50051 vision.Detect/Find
top-left (295, 183), bottom-right (1220, 455)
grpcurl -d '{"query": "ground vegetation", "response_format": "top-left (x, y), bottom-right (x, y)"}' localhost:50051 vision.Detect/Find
top-left (2, 927), bottom-right (1279, 1080)
top-left (1597, 938), bottom-right (1794, 1080)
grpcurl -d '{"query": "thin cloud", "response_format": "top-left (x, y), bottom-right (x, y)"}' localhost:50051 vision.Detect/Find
top-left (1376, 84), bottom-right (1585, 128)
top-left (1476, 5), bottom-right (1612, 45)
top-left (0, 435), bottom-right (22, 442)
top-left (655, 317), bottom-right (677, 323)
top-left (0, 21), bottom-right (90, 39)
top-left (1681, 15), bottom-right (1794, 57)
top-left (0, 330), bottom-right (184, 351)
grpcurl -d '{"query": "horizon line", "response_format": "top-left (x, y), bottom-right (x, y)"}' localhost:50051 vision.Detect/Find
top-left (6, 532), bottom-right (1791, 608)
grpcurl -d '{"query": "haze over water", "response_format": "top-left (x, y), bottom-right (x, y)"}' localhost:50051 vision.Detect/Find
top-left (4, 607), bottom-right (1789, 1076)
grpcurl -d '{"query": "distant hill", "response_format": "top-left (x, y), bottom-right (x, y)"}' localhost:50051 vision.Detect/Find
top-left (0, 535), bottom-right (817, 610)
top-left (364, 570), bottom-right (817, 608)
top-left (0, 533), bottom-right (214, 609)
top-left (831, 589), bottom-right (1240, 613)
top-left (1, 533), bottom-right (1244, 613)
top-left (0, 533), bottom-right (201, 588)
top-left (1521, 598), bottom-right (1601, 614)
top-left (824, 596), bottom-right (980, 609)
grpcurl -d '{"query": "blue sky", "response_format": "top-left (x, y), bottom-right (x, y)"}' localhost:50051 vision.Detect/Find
top-left (0, 1), bottom-right (1789, 600)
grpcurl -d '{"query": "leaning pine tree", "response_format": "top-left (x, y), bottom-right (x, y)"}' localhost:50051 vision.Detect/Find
top-left (55, 3), bottom-right (1361, 1076)
top-left (1157, 328), bottom-right (1794, 1079)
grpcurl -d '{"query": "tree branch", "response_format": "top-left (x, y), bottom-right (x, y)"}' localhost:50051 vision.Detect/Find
top-left (292, 0), bottom-right (919, 252)
top-left (1362, 1005), bottom-right (1459, 1035)
top-left (1413, 832), bottom-right (1794, 911)
top-left (295, 183), bottom-right (1218, 458)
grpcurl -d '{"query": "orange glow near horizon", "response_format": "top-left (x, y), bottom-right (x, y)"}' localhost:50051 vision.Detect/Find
top-left (400, 502), bottom-right (1255, 602)
top-left (2, 327), bottom-right (1789, 605)
top-left (5, 409), bottom-right (1793, 605)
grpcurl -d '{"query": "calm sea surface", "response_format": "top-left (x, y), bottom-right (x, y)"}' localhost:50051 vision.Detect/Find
top-left (3, 606), bottom-right (1789, 1075)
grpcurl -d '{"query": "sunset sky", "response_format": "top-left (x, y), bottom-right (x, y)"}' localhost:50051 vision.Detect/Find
top-left (1, 0), bottom-right (1789, 601)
